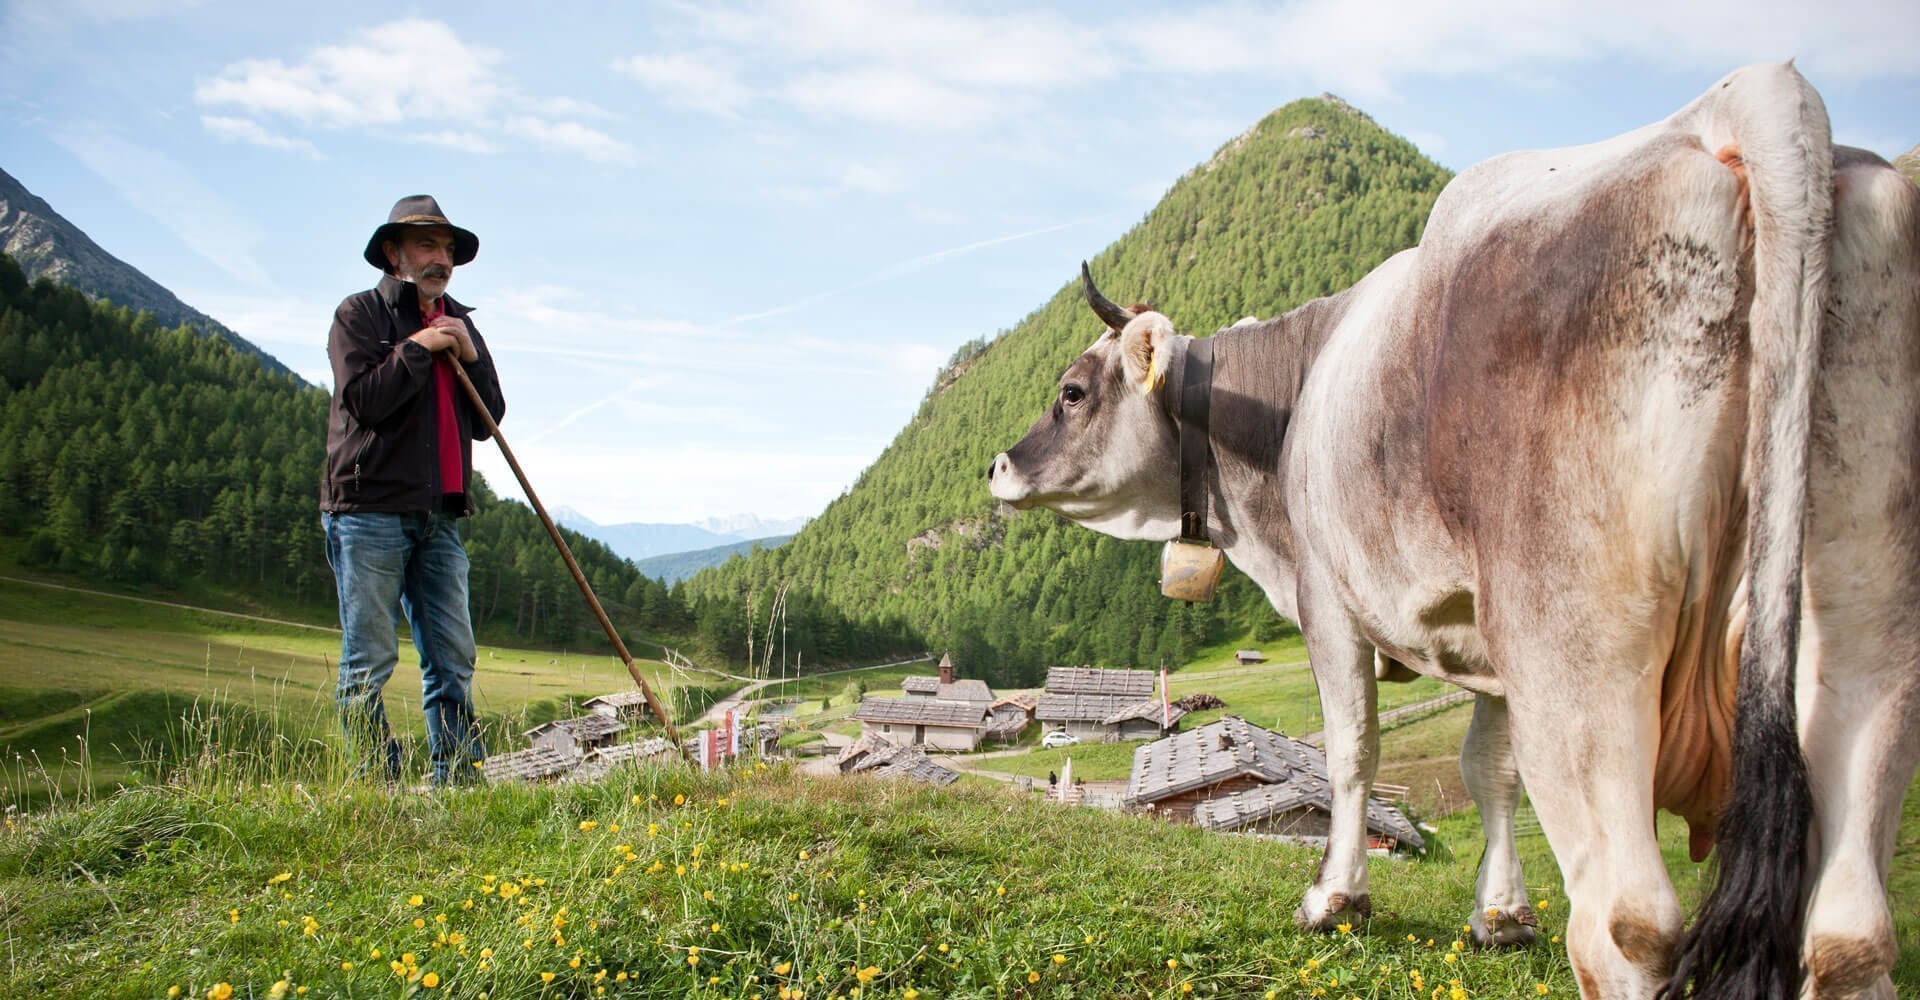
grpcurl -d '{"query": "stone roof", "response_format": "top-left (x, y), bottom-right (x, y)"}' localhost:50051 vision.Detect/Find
top-left (524, 714), bottom-right (629, 742)
top-left (937, 679), bottom-right (994, 703)
top-left (1035, 693), bottom-right (1140, 723)
top-left (902, 676), bottom-right (995, 702)
top-left (850, 696), bottom-right (989, 728)
top-left (479, 746), bottom-right (578, 783)
top-left (586, 737), bottom-right (676, 764)
top-left (1124, 716), bottom-right (1323, 804)
top-left (1191, 779), bottom-right (1424, 849)
top-left (871, 750), bottom-right (961, 786)
top-left (1102, 699), bottom-right (1188, 727)
top-left (1044, 667), bottom-right (1155, 698)
top-left (835, 735), bottom-right (959, 786)
top-left (583, 691), bottom-right (651, 709)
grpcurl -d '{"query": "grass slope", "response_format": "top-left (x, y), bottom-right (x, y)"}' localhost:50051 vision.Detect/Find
top-left (0, 575), bottom-right (730, 807)
top-left (5, 759), bottom-right (1911, 998)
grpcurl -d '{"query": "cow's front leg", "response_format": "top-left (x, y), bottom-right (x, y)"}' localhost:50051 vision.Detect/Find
top-left (1460, 694), bottom-right (1536, 948)
top-left (1293, 620), bottom-right (1379, 931)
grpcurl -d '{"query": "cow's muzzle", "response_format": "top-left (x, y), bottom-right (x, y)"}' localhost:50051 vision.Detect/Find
top-left (987, 452), bottom-right (1033, 506)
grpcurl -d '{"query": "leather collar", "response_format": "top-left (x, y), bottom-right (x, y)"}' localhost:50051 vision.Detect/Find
top-left (1157, 335), bottom-right (1215, 543)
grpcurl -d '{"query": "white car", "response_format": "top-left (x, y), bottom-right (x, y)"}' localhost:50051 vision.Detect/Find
top-left (1040, 730), bottom-right (1079, 749)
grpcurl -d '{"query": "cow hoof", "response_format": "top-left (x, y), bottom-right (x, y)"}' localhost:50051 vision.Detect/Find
top-left (1470, 905), bottom-right (1538, 949)
top-left (1293, 890), bottom-right (1372, 932)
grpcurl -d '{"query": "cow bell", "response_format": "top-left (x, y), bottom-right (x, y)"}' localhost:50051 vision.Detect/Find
top-left (1160, 538), bottom-right (1224, 603)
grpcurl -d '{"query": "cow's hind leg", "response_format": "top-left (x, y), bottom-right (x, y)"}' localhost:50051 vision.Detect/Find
top-left (1292, 596), bottom-right (1380, 930)
top-left (1795, 151), bottom-right (1920, 1000)
top-left (1495, 638), bottom-right (1679, 998)
top-left (1461, 694), bottom-right (1537, 948)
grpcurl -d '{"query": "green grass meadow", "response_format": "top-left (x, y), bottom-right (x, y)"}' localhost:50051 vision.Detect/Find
top-left (0, 574), bottom-right (732, 808)
top-left (1, 573), bottom-right (1916, 995)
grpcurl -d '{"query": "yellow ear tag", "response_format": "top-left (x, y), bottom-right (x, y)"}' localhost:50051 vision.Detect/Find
top-left (1142, 347), bottom-right (1169, 396)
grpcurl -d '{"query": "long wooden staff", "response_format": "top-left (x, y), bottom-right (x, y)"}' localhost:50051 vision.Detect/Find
top-left (446, 359), bottom-right (684, 749)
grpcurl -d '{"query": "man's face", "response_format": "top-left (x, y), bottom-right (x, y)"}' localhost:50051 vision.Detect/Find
top-left (384, 226), bottom-right (457, 301)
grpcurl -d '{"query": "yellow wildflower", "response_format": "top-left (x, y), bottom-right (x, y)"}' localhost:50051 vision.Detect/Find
top-left (421, 972), bottom-right (440, 988)
top-left (207, 985), bottom-right (233, 1000)
top-left (579, 820), bottom-right (598, 831)
top-left (674, 794), bottom-right (686, 805)
top-left (408, 894), bottom-right (424, 907)
top-left (340, 962), bottom-right (353, 971)
top-left (1053, 954), bottom-right (1066, 965)
top-left (1337, 921), bottom-right (1352, 934)
top-left (268, 982), bottom-right (288, 1000)
top-left (268, 872), bottom-right (292, 885)
top-left (413, 918), bottom-right (427, 930)
top-left (1027, 971), bottom-right (1040, 984)
top-left (541, 972), bottom-right (556, 983)
top-left (776, 962), bottom-right (792, 975)
top-left (1537, 987), bottom-right (1550, 996)
top-left (1167, 959), bottom-right (1179, 970)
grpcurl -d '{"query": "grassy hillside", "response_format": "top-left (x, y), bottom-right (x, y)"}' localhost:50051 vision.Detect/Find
top-left (6, 755), bottom-right (1914, 998)
top-left (0, 573), bottom-right (730, 808)
top-left (684, 98), bottom-right (1450, 684)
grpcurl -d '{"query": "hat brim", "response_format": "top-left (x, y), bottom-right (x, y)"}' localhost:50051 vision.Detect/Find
top-left (364, 221), bottom-right (480, 271)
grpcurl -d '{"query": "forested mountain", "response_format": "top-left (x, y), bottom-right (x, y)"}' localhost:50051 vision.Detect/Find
top-left (1897, 143), bottom-right (1919, 185)
top-left (681, 97), bottom-right (1453, 687)
top-left (635, 535), bottom-right (794, 585)
top-left (0, 167), bottom-right (295, 380)
top-left (0, 254), bottom-right (916, 663)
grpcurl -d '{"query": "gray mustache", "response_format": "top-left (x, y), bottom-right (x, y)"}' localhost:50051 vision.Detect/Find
top-left (421, 265), bottom-right (451, 280)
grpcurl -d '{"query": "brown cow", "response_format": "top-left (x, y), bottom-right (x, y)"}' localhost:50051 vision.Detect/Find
top-left (989, 63), bottom-right (1920, 998)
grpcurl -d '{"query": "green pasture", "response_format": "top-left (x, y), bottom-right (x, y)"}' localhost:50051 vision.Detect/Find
top-left (0, 575), bottom-right (729, 807)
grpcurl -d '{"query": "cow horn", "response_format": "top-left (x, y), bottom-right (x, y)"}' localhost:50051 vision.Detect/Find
top-left (1081, 262), bottom-right (1136, 332)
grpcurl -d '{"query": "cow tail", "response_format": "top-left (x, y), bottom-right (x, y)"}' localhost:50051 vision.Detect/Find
top-left (1663, 62), bottom-right (1832, 1000)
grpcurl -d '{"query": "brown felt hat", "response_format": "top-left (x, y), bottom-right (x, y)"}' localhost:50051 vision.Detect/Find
top-left (363, 194), bottom-right (479, 271)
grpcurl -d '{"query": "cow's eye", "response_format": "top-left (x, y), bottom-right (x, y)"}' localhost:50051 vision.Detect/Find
top-left (1061, 384), bottom-right (1085, 406)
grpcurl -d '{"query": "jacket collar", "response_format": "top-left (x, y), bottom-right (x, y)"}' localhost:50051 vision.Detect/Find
top-left (376, 273), bottom-right (472, 318)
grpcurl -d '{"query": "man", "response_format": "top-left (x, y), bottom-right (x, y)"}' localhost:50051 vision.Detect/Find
top-left (321, 194), bottom-right (506, 785)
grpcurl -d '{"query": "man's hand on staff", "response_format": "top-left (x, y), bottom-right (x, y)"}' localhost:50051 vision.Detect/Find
top-left (407, 314), bottom-right (479, 362)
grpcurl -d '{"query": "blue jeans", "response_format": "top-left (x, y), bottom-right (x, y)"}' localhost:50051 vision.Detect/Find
top-left (323, 511), bottom-right (485, 784)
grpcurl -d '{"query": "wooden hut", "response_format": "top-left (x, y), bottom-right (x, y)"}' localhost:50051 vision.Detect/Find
top-left (1124, 716), bottom-right (1422, 852)
top-left (849, 696), bottom-right (990, 751)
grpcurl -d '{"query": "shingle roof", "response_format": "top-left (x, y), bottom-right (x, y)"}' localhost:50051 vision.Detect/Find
top-left (479, 746), bottom-right (578, 782)
top-left (851, 696), bottom-right (988, 728)
top-left (835, 736), bottom-right (961, 786)
top-left (1035, 693), bottom-right (1140, 723)
top-left (992, 693), bottom-right (1038, 712)
top-left (1190, 779), bottom-right (1424, 848)
top-left (583, 691), bottom-right (651, 709)
top-left (937, 679), bottom-right (994, 703)
top-left (1124, 716), bottom-right (1324, 804)
top-left (901, 676), bottom-right (940, 694)
top-left (586, 737), bottom-right (676, 764)
top-left (524, 714), bottom-right (629, 742)
top-left (1102, 699), bottom-right (1188, 727)
top-left (1044, 667), bottom-right (1155, 698)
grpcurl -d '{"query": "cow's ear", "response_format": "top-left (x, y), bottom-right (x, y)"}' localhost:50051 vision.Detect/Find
top-left (1119, 313), bottom-right (1176, 396)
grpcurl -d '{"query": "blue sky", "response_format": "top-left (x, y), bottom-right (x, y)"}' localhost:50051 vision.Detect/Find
top-left (5, 1), bottom-right (1916, 525)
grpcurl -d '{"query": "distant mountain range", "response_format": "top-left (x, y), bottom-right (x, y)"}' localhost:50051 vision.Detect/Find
top-left (0, 166), bottom-right (296, 380)
top-left (633, 535), bottom-right (797, 584)
top-left (549, 506), bottom-right (807, 565)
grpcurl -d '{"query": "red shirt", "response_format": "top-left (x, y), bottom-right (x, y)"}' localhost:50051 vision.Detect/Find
top-left (422, 300), bottom-right (465, 499)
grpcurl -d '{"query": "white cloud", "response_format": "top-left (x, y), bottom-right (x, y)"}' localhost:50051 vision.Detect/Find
top-left (1117, 0), bottom-right (1920, 98)
top-left (783, 66), bottom-right (997, 130)
top-left (408, 130), bottom-right (500, 154)
top-left (200, 115), bottom-right (322, 157)
top-left (611, 52), bottom-right (753, 117)
top-left (194, 19), bottom-right (630, 161)
top-left (502, 117), bottom-right (637, 164)
top-left (195, 18), bottom-right (506, 127)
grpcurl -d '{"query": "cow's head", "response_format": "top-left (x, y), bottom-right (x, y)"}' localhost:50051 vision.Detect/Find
top-left (987, 265), bottom-right (1184, 541)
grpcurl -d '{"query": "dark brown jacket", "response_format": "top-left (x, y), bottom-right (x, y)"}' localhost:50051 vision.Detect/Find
top-left (320, 274), bottom-right (506, 515)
